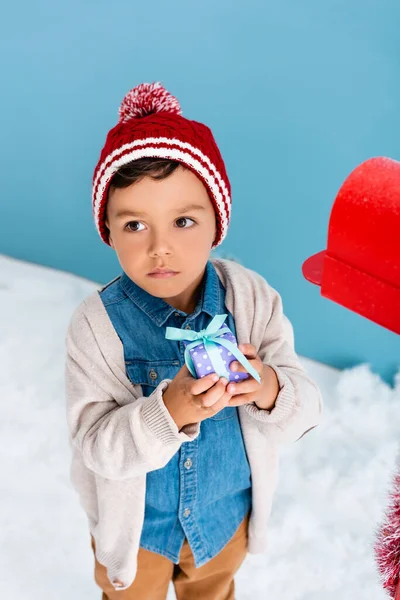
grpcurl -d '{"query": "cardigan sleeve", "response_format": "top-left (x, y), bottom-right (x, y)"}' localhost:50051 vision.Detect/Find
top-left (65, 302), bottom-right (200, 481)
top-left (244, 281), bottom-right (323, 444)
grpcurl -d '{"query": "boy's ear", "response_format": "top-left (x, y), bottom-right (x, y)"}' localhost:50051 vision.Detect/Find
top-left (105, 220), bottom-right (114, 249)
top-left (212, 223), bottom-right (217, 246)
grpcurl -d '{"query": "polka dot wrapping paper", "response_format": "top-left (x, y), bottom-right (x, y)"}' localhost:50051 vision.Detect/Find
top-left (165, 314), bottom-right (261, 383)
top-left (184, 328), bottom-right (249, 382)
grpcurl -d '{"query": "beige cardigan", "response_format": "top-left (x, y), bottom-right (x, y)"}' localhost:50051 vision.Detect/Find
top-left (65, 258), bottom-right (323, 591)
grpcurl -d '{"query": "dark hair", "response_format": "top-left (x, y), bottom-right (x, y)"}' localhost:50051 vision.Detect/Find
top-left (109, 157), bottom-right (184, 190)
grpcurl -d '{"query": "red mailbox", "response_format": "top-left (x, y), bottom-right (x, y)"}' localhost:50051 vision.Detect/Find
top-left (302, 156), bottom-right (400, 335)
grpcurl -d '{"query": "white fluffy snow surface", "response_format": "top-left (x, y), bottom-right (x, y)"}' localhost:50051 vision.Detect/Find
top-left (1, 254), bottom-right (399, 599)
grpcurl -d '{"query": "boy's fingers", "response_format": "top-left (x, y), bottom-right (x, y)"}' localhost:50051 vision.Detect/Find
top-left (238, 343), bottom-right (257, 358)
top-left (208, 393), bottom-right (231, 414)
top-left (227, 377), bottom-right (260, 396)
top-left (230, 360), bottom-right (247, 372)
top-left (191, 373), bottom-right (220, 396)
top-left (230, 357), bottom-right (262, 375)
top-left (228, 395), bottom-right (254, 407)
top-left (202, 378), bottom-right (229, 407)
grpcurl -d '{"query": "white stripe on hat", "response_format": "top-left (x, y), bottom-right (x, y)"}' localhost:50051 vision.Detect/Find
top-left (93, 136), bottom-right (231, 217)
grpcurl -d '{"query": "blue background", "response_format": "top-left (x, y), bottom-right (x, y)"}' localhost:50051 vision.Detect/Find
top-left (1, 0), bottom-right (399, 382)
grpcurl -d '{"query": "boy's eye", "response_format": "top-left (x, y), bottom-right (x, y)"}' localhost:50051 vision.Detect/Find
top-left (125, 221), bottom-right (143, 232)
top-left (175, 217), bottom-right (196, 228)
top-left (125, 217), bottom-right (196, 232)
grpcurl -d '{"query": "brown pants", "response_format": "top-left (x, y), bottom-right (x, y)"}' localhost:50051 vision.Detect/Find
top-left (91, 513), bottom-right (250, 600)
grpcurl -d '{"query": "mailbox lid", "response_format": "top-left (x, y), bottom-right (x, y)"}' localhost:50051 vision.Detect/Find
top-left (328, 157), bottom-right (400, 287)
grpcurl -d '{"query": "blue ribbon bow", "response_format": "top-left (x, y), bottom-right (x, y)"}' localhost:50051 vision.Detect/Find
top-left (165, 314), bottom-right (261, 384)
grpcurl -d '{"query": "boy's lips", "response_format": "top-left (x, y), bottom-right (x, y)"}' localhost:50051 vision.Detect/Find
top-left (147, 271), bottom-right (179, 278)
top-left (148, 266), bottom-right (178, 274)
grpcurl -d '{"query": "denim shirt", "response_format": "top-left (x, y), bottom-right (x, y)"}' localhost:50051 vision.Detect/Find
top-left (99, 260), bottom-right (252, 567)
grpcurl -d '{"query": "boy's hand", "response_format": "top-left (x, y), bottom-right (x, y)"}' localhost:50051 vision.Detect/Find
top-left (226, 343), bottom-right (280, 411)
top-left (162, 363), bottom-right (234, 431)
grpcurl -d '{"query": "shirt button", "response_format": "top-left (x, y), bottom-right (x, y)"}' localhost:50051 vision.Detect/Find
top-left (174, 312), bottom-right (180, 317)
top-left (185, 324), bottom-right (191, 330)
top-left (184, 458), bottom-right (192, 469)
top-left (149, 369), bottom-right (158, 380)
top-left (183, 508), bottom-right (191, 518)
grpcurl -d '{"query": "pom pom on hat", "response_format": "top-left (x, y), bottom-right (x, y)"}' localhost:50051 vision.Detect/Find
top-left (118, 81), bottom-right (182, 122)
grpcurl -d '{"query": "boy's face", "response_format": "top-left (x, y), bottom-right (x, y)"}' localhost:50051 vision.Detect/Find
top-left (105, 165), bottom-right (217, 314)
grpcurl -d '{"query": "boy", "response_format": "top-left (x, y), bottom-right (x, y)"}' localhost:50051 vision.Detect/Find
top-left (65, 82), bottom-right (323, 600)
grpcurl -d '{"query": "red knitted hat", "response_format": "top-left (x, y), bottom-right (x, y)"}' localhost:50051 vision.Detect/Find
top-left (92, 82), bottom-right (232, 248)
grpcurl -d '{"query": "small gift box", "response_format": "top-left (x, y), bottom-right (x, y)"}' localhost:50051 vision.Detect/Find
top-left (165, 314), bottom-right (261, 384)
